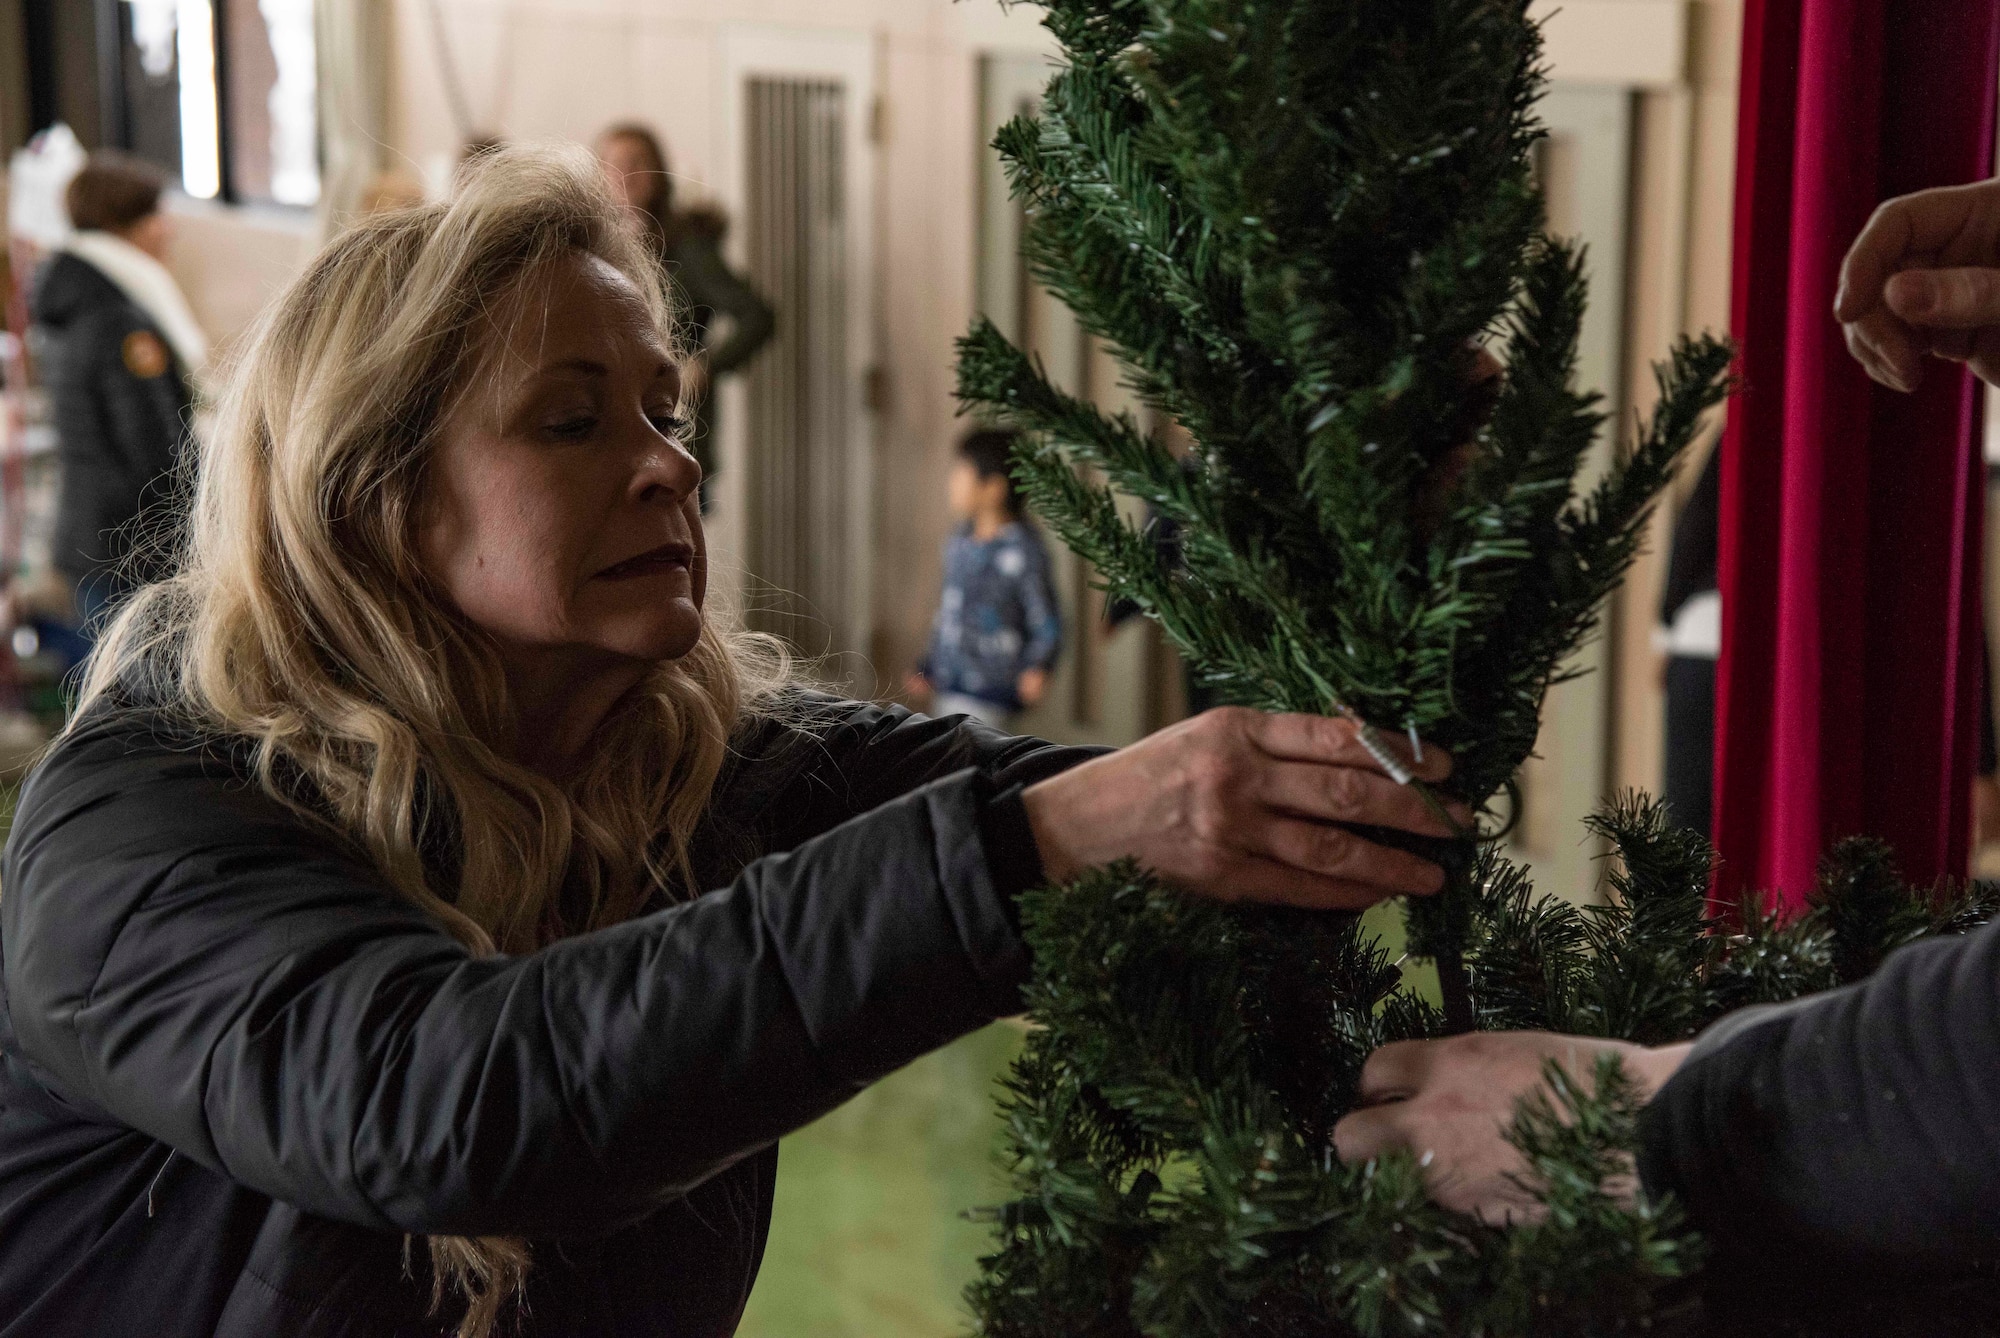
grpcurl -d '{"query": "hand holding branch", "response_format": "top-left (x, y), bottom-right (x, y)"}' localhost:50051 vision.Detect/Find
top-left (1023, 706), bottom-right (1466, 912)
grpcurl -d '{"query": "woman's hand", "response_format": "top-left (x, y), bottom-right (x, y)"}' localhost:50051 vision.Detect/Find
top-left (1332, 1032), bottom-right (1693, 1224)
top-left (1021, 707), bottom-right (1468, 910)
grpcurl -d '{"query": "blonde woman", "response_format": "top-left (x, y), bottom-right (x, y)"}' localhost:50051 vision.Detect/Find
top-left (0, 146), bottom-right (1463, 1338)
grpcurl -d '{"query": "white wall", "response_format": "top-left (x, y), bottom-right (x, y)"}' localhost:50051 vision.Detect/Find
top-left (162, 196), bottom-right (317, 367)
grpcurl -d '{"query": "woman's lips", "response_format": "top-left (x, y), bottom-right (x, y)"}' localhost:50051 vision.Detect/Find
top-left (594, 543), bottom-right (695, 580)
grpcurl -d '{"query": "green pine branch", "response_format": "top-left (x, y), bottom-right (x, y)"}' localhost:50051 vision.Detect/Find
top-left (949, 1), bottom-right (1982, 1333)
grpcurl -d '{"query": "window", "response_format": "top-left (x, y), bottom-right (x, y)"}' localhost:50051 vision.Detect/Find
top-left (105, 0), bottom-right (318, 206)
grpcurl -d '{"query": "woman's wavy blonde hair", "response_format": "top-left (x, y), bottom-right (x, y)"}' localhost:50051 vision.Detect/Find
top-left (74, 143), bottom-right (787, 1337)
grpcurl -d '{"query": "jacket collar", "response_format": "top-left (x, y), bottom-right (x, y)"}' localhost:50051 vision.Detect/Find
top-left (61, 231), bottom-right (210, 382)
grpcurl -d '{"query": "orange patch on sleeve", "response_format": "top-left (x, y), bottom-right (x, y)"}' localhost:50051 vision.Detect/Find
top-left (121, 330), bottom-right (170, 380)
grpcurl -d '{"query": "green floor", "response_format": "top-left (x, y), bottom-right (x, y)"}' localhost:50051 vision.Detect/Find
top-left (737, 1020), bottom-right (1025, 1338)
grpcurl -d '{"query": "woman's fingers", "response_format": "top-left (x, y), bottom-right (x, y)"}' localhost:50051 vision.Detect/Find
top-left (1208, 851), bottom-right (1428, 911)
top-left (1257, 759), bottom-right (1470, 837)
top-left (1838, 182), bottom-right (2000, 391)
top-left (1356, 1038), bottom-right (1435, 1104)
top-left (1328, 1102), bottom-right (1404, 1165)
top-left (1245, 710), bottom-right (1454, 785)
top-left (1245, 814), bottom-right (1446, 899)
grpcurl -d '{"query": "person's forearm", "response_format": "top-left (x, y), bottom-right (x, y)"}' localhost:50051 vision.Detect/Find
top-left (1638, 921), bottom-right (2000, 1270)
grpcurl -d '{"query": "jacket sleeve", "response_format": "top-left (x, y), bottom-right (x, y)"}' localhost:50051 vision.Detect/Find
top-left (763, 695), bottom-right (1098, 826)
top-left (1636, 918), bottom-right (2000, 1275)
top-left (1, 715), bottom-right (1088, 1242)
top-left (1017, 534), bottom-right (1064, 673)
top-left (675, 238), bottom-right (776, 376)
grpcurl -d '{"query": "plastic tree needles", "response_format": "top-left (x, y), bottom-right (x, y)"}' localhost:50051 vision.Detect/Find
top-left (953, 1), bottom-right (1992, 1333)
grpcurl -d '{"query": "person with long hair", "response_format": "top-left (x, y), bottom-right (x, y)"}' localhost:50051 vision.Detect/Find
top-left (0, 145), bottom-right (1464, 1338)
top-left (595, 123), bottom-right (773, 495)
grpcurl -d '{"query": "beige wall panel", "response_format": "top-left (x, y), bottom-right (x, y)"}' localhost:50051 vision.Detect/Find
top-left (499, 14), bottom-right (646, 146)
top-left (1608, 88), bottom-right (1690, 801)
top-left (1607, 0), bottom-right (1742, 801)
top-left (628, 27), bottom-right (720, 199)
top-left (1685, 3), bottom-right (1743, 340)
top-left (162, 202), bottom-right (317, 362)
top-left (1530, 0), bottom-right (1688, 89)
top-left (872, 33), bottom-right (982, 696)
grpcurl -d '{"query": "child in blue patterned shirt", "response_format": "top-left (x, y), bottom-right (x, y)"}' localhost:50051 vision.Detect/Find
top-left (908, 429), bottom-right (1063, 729)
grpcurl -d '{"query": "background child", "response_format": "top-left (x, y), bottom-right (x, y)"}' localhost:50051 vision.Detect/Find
top-left (908, 429), bottom-right (1062, 728)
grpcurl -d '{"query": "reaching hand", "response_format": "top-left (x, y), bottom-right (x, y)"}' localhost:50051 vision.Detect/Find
top-left (1021, 707), bottom-right (1469, 911)
top-left (1332, 1031), bottom-right (1691, 1224)
top-left (1837, 177), bottom-right (2000, 391)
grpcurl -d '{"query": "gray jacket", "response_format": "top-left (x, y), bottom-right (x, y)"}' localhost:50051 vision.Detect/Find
top-left (29, 251), bottom-right (193, 588)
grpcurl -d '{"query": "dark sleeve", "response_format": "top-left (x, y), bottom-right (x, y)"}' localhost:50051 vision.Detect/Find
top-left (43, 312), bottom-right (189, 577)
top-left (1659, 443), bottom-right (1720, 625)
top-left (751, 695), bottom-right (1102, 833)
top-left (674, 238), bottom-right (776, 375)
top-left (0, 716), bottom-right (1083, 1242)
top-left (1636, 919), bottom-right (2000, 1275)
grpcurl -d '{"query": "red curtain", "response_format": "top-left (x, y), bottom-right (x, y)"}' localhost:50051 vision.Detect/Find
top-left (1713, 1), bottom-right (2000, 913)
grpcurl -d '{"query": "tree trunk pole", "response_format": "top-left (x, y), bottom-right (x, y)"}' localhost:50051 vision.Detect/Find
top-left (1436, 945), bottom-right (1475, 1034)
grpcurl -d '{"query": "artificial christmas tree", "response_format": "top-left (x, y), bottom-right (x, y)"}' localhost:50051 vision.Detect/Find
top-left (952, 0), bottom-right (1999, 1332)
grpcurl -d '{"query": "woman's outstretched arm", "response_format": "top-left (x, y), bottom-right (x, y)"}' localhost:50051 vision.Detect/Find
top-left (3, 714), bottom-right (1055, 1242)
top-left (4, 703), bottom-right (1457, 1244)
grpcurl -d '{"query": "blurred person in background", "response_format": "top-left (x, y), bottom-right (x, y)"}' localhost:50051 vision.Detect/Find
top-left (1657, 444), bottom-right (1720, 839)
top-left (1657, 436), bottom-right (2000, 850)
top-left (29, 150), bottom-right (206, 633)
top-left (908, 428), bottom-right (1062, 729)
top-left (595, 122), bottom-right (774, 499)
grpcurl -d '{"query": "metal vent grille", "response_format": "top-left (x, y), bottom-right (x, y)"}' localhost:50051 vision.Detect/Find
top-left (741, 76), bottom-right (851, 656)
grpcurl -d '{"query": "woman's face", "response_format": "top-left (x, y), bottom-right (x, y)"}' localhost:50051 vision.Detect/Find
top-left (595, 134), bottom-right (656, 215)
top-left (421, 252), bottom-right (705, 674)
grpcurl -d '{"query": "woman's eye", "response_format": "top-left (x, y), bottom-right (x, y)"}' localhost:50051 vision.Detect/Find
top-left (648, 411), bottom-right (691, 440)
top-left (544, 416), bottom-right (598, 441)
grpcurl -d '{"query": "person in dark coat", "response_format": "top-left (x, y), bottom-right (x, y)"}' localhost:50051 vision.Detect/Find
top-left (28, 151), bottom-right (206, 628)
top-left (0, 145), bottom-right (1462, 1338)
top-left (595, 123), bottom-right (775, 497)
top-left (1656, 442), bottom-right (1720, 839)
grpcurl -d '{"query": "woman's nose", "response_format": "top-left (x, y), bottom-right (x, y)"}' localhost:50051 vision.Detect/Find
top-left (633, 440), bottom-right (702, 505)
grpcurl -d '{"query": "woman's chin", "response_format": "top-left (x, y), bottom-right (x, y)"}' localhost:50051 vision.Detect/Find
top-left (604, 607), bottom-right (705, 665)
